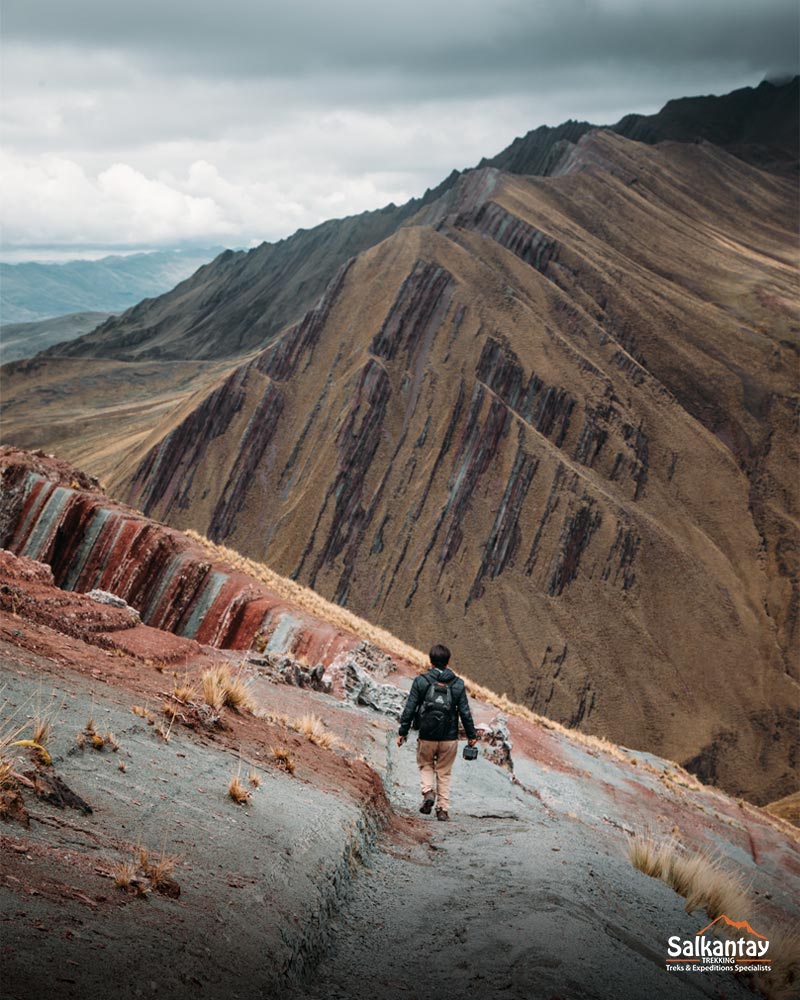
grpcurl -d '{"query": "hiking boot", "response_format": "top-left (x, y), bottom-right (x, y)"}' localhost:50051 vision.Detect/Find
top-left (419, 795), bottom-right (435, 815)
top-left (436, 809), bottom-right (449, 822)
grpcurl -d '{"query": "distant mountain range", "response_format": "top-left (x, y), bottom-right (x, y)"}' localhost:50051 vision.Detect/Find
top-left (0, 247), bottom-right (223, 325)
top-left (0, 312), bottom-right (113, 364)
top-left (3, 78), bottom-right (797, 804)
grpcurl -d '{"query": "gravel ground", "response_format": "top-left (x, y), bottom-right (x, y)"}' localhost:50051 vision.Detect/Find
top-left (290, 736), bottom-right (757, 1000)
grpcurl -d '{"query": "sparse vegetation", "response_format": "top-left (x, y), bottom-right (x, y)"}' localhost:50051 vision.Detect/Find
top-left (201, 663), bottom-right (255, 713)
top-left (752, 923), bottom-right (800, 1000)
top-left (75, 718), bottom-right (116, 753)
top-left (270, 746), bottom-right (296, 774)
top-left (154, 719), bottom-right (173, 744)
top-left (228, 774), bottom-right (251, 804)
top-left (141, 850), bottom-right (180, 890)
top-left (110, 844), bottom-right (181, 897)
top-left (32, 716), bottom-right (51, 747)
top-left (247, 769), bottom-right (262, 787)
top-left (626, 832), bottom-right (800, 998)
top-left (628, 833), bottom-right (750, 920)
top-left (112, 860), bottom-right (138, 890)
top-left (171, 676), bottom-right (196, 703)
top-left (290, 713), bottom-right (335, 749)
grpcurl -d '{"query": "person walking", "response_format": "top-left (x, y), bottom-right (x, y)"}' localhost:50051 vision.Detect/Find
top-left (396, 644), bottom-right (478, 821)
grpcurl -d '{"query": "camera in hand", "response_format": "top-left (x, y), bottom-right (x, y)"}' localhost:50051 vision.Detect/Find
top-left (462, 744), bottom-right (478, 761)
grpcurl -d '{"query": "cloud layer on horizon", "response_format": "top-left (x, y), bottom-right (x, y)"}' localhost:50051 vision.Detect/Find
top-left (1, 0), bottom-right (796, 255)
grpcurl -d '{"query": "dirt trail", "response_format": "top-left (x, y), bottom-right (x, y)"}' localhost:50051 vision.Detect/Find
top-left (290, 738), bottom-right (755, 1000)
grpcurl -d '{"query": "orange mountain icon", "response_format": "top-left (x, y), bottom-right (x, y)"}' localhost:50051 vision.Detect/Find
top-left (696, 915), bottom-right (767, 939)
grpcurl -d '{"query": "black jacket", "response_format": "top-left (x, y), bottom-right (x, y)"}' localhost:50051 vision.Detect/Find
top-left (398, 667), bottom-right (478, 741)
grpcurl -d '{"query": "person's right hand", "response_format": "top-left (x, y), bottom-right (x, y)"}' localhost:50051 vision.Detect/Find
top-left (397, 735), bottom-right (406, 747)
top-left (468, 738), bottom-right (478, 747)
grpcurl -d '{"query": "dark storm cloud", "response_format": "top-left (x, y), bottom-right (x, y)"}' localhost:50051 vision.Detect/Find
top-left (4, 0), bottom-right (797, 90)
top-left (2, 0), bottom-right (796, 253)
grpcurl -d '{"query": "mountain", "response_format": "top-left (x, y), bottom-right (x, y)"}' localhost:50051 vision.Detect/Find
top-left (1, 446), bottom-right (797, 1000)
top-left (42, 78), bottom-right (797, 364)
top-left (1, 82), bottom-right (797, 804)
top-left (0, 311), bottom-right (113, 364)
top-left (484, 77), bottom-right (799, 178)
top-left (0, 247), bottom-right (222, 324)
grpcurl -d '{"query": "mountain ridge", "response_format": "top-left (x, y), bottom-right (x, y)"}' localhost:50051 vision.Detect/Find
top-left (40, 77), bottom-right (798, 364)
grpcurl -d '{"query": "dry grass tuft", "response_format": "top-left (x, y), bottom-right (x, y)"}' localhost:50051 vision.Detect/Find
top-left (271, 746), bottom-right (296, 774)
top-left (626, 832), bottom-right (800, 999)
top-left (247, 769), bottom-right (261, 788)
top-left (628, 833), bottom-right (750, 920)
top-left (32, 717), bottom-right (51, 747)
top-left (262, 711), bottom-right (290, 728)
top-left (228, 774), bottom-right (251, 805)
top-left (140, 850), bottom-right (180, 890)
top-left (154, 720), bottom-right (172, 744)
top-left (291, 713), bottom-right (334, 749)
top-left (104, 731), bottom-right (119, 752)
top-left (0, 757), bottom-right (16, 790)
top-left (201, 663), bottom-right (255, 713)
top-left (111, 842), bottom-right (181, 897)
top-left (201, 670), bottom-right (225, 711)
top-left (171, 677), bottom-right (196, 703)
top-left (131, 705), bottom-right (150, 719)
top-left (111, 860), bottom-right (138, 890)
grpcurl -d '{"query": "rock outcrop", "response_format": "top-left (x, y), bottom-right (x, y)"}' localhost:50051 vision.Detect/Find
top-left (0, 448), bottom-right (364, 666)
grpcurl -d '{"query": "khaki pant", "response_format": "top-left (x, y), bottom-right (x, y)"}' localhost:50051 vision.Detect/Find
top-left (417, 739), bottom-right (458, 811)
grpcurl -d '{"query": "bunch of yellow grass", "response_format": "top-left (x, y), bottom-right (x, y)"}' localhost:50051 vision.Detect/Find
top-left (200, 663), bottom-right (255, 713)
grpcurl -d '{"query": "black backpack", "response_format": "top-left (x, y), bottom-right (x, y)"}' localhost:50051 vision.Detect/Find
top-left (417, 676), bottom-right (456, 740)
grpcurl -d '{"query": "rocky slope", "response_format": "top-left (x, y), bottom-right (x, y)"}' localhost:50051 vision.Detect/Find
top-left (0, 453), bottom-right (798, 1000)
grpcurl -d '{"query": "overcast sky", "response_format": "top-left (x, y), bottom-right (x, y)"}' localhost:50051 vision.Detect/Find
top-left (1, 0), bottom-right (796, 260)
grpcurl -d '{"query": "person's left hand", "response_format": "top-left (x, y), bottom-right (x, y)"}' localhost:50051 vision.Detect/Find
top-left (397, 735), bottom-right (406, 747)
top-left (468, 738), bottom-right (478, 747)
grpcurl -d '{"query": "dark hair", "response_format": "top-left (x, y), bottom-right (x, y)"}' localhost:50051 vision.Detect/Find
top-left (429, 644), bottom-right (451, 669)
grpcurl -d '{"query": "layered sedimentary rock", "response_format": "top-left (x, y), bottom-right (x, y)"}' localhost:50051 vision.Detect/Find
top-left (55, 131), bottom-right (794, 804)
top-left (0, 448), bottom-right (362, 665)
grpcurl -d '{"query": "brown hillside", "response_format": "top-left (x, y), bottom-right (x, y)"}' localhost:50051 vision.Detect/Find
top-left (48, 130), bottom-right (792, 804)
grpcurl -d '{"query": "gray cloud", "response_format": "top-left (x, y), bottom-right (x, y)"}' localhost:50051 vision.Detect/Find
top-left (1, 0), bottom-right (796, 254)
top-left (4, 0), bottom-right (797, 83)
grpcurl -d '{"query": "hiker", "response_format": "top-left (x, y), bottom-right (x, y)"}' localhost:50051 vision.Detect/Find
top-left (396, 644), bottom-right (478, 822)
